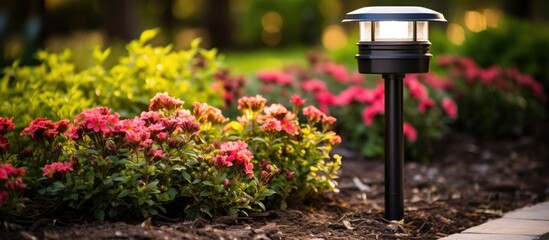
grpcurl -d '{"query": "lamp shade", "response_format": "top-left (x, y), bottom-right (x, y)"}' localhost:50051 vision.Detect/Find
top-left (342, 6), bottom-right (446, 74)
top-left (343, 6), bottom-right (446, 22)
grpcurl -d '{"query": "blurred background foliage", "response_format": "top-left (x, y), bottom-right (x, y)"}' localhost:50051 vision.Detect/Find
top-left (1, 0), bottom-right (549, 70)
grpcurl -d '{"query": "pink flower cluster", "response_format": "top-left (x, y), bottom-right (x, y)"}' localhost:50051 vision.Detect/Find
top-left (213, 140), bottom-right (254, 178)
top-left (257, 70), bottom-right (292, 85)
top-left (42, 162), bottom-right (73, 179)
top-left (21, 118), bottom-right (71, 141)
top-left (303, 105), bottom-right (336, 125)
top-left (438, 56), bottom-right (546, 102)
top-left (70, 107), bottom-right (119, 137)
top-left (0, 163), bottom-right (26, 206)
top-left (260, 103), bottom-right (299, 135)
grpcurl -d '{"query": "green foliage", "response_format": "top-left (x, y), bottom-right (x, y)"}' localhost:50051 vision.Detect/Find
top-left (1, 29), bottom-right (237, 146)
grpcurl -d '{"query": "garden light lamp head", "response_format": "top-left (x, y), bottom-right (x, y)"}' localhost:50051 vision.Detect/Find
top-left (343, 6), bottom-right (446, 74)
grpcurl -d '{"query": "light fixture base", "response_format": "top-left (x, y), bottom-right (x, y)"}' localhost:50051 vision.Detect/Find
top-left (356, 41), bottom-right (431, 74)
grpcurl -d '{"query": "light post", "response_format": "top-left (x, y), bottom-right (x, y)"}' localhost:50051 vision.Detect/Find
top-left (343, 6), bottom-right (446, 220)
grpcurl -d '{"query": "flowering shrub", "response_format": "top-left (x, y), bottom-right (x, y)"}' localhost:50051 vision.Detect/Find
top-left (4, 93), bottom-right (338, 221)
top-left (224, 95), bottom-right (341, 209)
top-left (438, 56), bottom-right (546, 138)
top-left (257, 53), bottom-right (456, 160)
top-left (0, 29), bottom-right (244, 151)
top-left (0, 117), bottom-right (27, 229)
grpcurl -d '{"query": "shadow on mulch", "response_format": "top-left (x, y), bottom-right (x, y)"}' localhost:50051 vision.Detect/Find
top-left (4, 130), bottom-right (549, 240)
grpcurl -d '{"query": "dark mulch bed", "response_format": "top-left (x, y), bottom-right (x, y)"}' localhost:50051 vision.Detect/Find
top-left (3, 130), bottom-right (549, 240)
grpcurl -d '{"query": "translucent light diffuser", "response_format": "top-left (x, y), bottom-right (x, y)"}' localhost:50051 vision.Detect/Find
top-left (359, 21), bottom-right (429, 42)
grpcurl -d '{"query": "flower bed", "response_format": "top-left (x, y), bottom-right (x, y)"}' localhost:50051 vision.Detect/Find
top-left (0, 93), bottom-right (341, 224)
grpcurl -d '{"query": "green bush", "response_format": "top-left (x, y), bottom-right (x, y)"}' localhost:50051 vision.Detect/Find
top-left (438, 55), bottom-right (546, 138)
top-left (1, 29), bottom-right (242, 144)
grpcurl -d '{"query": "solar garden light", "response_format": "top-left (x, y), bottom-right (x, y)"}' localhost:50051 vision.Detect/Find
top-left (343, 6), bottom-right (446, 220)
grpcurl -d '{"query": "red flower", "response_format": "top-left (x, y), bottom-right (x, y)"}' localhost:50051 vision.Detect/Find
top-left (21, 118), bottom-right (55, 139)
top-left (42, 162), bottom-right (73, 178)
top-left (403, 122), bottom-right (417, 142)
top-left (0, 117), bottom-right (15, 135)
top-left (0, 191), bottom-right (8, 206)
top-left (441, 97), bottom-right (458, 119)
top-left (418, 98), bottom-right (435, 113)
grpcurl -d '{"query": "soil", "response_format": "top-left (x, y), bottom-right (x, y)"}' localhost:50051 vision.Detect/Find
top-left (3, 130), bottom-right (549, 240)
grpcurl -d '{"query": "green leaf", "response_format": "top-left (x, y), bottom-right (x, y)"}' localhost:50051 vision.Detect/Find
top-left (202, 181), bottom-right (214, 186)
top-left (200, 191), bottom-right (211, 197)
top-left (118, 189), bottom-right (131, 198)
top-left (95, 210), bottom-right (105, 221)
top-left (182, 171), bottom-right (191, 183)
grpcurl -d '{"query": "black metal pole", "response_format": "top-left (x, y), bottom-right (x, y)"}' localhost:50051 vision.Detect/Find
top-left (383, 73), bottom-right (405, 220)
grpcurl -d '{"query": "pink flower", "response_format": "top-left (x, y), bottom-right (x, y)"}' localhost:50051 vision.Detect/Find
top-left (215, 140), bottom-right (254, 178)
top-left (0, 117), bottom-right (15, 135)
top-left (441, 97), bottom-right (458, 119)
top-left (261, 119), bottom-right (282, 132)
top-left (280, 119), bottom-right (299, 135)
top-left (224, 178), bottom-right (230, 188)
top-left (480, 66), bottom-right (501, 85)
top-left (315, 91), bottom-right (336, 107)
top-left (403, 122), bottom-right (417, 142)
top-left (42, 162), bottom-right (73, 179)
top-left (361, 99), bottom-right (384, 126)
top-left (149, 92), bottom-right (185, 111)
top-left (324, 62), bottom-right (349, 83)
top-left (303, 105), bottom-right (326, 124)
top-left (420, 74), bottom-right (452, 90)
top-left (74, 107), bottom-right (119, 134)
top-left (334, 86), bottom-right (364, 106)
top-left (405, 76), bottom-right (429, 102)
top-left (418, 98), bottom-right (435, 113)
top-left (289, 95), bottom-right (306, 108)
top-left (148, 148), bottom-right (164, 160)
top-left (140, 111), bottom-right (162, 124)
top-left (257, 70), bottom-right (292, 85)
top-left (301, 79), bottom-right (327, 92)
top-left (349, 72), bottom-right (364, 85)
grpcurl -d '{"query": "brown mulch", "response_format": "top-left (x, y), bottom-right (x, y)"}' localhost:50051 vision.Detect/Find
top-left (3, 131), bottom-right (549, 240)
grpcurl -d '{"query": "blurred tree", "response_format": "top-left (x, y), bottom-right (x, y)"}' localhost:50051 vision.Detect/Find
top-left (98, 0), bottom-right (139, 42)
top-left (203, 0), bottom-right (233, 49)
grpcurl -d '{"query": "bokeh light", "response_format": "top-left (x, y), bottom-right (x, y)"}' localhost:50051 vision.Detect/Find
top-left (446, 23), bottom-right (465, 45)
top-left (464, 10), bottom-right (486, 33)
top-left (261, 11), bottom-right (283, 46)
top-left (322, 25), bottom-right (347, 50)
